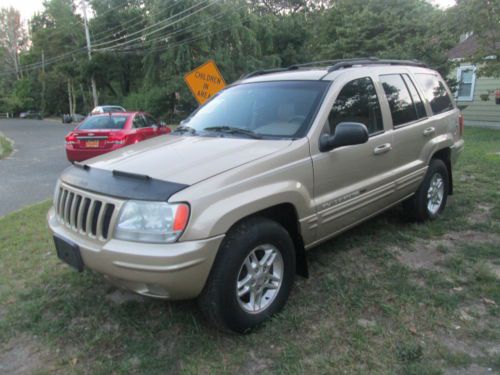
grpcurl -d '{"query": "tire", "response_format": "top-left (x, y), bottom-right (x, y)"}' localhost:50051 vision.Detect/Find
top-left (198, 217), bottom-right (296, 333)
top-left (403, 159), bottom-right (449, 222)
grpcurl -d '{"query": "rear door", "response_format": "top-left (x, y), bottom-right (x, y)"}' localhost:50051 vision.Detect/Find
top-left (378, 72), bottom-right (432, 200)
top-left (133, 114), bottom-right (153, 140)
top-left (310, 74), bottom-right (395, 242)
top-left (380, 71), bottom-right (456, 201)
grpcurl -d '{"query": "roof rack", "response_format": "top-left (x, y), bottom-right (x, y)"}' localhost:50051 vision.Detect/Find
top-left (242, 57), bottom-right (428, 79)
top-left (326, 58), bottom-right (427, 72)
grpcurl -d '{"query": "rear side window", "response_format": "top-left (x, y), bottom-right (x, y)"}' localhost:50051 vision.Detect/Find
top-left (79, 115), bottom-right (128, 130)
top-left (380, 74), bottom-right (419, 126)
top-left (402, 74), bottom-right (426, 119)
top-left (415, 73), bottom-right (454, 115)
top-left (133, 115), bottom-right (148, 128)
top-left (328, 77), bottom-right (383, 135)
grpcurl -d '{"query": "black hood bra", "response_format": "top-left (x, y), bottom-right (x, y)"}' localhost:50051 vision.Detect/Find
top-left (60, 163), bottom-right (189, 201)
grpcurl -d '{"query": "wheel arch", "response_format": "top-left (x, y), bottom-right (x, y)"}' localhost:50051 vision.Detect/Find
top-left (224, 203), bottom-right (308, 278)
top-left (431, 147), bottom-right (453, 195)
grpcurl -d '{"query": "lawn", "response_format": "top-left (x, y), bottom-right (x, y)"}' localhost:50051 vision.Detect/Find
top-left (0, 128), bottom-right (499, 375)
top-left (0, 132), bottom-right (13, 159)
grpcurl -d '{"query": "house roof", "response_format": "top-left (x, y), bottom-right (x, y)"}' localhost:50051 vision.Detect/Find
top-left (448, 34), bottom-right (500, 59)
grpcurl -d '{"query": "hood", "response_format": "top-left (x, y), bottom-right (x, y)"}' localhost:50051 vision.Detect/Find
top-left (87, 134), bottom-right (292, 185)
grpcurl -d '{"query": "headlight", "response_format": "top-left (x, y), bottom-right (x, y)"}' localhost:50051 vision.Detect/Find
top-left (114, 201), bottom-right (190, 243)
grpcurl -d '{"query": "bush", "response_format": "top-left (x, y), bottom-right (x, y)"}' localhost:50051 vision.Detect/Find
top-left (123, 87), bottom-right (174, 118)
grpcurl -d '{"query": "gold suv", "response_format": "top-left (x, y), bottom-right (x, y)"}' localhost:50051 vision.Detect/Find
top-left (48, 58), bottom-right (464, 333)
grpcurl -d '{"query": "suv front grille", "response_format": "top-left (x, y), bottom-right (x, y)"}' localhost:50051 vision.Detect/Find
top-left (55, 184), bottom-right (120, 241)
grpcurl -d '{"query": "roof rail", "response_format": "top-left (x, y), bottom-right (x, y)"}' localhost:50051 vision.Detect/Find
top-left (242, 67), bottom-right (290, 79)
top-left (287, 57), bottom-right (381, 69)
top-left (241, 58), bottom-right (428, 79)
top-left (326, 58), bottom-right (427, 72)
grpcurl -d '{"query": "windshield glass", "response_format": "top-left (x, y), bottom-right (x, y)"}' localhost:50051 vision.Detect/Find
top-left (102, 106), bottom-right (125, 112)
top-left (181, 81), bottom-right (329, 139)
top-left (78, 115), bottom-right (129, 130)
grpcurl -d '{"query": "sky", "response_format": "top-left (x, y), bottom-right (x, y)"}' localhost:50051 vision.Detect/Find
top-left (1, 0), bottom-right (458, 22)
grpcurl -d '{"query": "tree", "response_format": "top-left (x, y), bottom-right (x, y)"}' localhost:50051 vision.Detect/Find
top-left (0, 7), bottom-right (27, 80)
top-left (452, 0), bottom-right (500, 77)
top-left (314, 0), bottom-right (457, 77)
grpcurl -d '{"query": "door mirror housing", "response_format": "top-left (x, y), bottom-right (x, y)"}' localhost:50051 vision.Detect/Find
top-left (319, 122), bottom-right (369, 152)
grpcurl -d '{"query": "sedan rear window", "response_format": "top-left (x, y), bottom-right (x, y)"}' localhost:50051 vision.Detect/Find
top-left (78, 116), bottom-right (129, 130)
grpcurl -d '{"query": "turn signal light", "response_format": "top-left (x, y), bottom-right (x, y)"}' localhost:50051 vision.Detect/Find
top-left (173, 204), bottom-right (190, 231)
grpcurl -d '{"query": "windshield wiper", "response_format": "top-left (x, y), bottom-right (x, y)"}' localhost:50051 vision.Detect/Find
top-left (204, 126), bottom-right (262, 139)
top-left (173, 125), bottom-right (197, 135)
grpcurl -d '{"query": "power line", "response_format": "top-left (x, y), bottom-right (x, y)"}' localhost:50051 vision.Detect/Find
top-left (92, 0), bottom-right (215, 49)
top-left (101, 17), bottom-right (248, 56)
top-left (0, 0), bottom-right (234, 77)
top-left (89, 0), bottom-right (186, 42)
top-left (97, 3), bottom-right (242, 52)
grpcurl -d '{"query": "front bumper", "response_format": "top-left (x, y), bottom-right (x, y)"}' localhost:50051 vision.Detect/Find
top-left (47, 207), bottom-right (224, 300)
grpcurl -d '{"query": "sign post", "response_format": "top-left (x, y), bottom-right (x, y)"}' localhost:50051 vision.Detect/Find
top-left (184, 60), bottom-right (226, 105)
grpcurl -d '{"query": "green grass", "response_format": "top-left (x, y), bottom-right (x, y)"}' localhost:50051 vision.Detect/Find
top-left (0, 132), bottom-right (13, 159)
top-left (1, 128), bottom-right (499, 374)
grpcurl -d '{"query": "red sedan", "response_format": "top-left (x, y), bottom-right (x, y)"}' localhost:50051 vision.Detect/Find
top-left (65, 112), bottom-right (170, 162)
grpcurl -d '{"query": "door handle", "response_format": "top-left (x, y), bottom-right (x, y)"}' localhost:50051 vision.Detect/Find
top-left (373, 143), bottom-right (392, 155)
top-left (423, 127), bottom-right (436, 136)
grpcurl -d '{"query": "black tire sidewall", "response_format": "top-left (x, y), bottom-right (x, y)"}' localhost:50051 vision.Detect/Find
top-left (418, 159), bottom-right (449, 220)
top-left (210, 218), bottom-right (295, 333)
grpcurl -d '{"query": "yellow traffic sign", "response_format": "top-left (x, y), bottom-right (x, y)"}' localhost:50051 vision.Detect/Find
top-left (184, 60), bottom-right (226, 105)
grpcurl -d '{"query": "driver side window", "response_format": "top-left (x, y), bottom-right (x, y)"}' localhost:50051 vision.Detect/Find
top-left (326, 77), bottom-right (383, 136)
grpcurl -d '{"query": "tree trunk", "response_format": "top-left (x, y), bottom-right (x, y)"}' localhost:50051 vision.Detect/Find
top-left (67, 79), bottom-right (73, 116)
top-left (71, 80), bottom-right (77, 115)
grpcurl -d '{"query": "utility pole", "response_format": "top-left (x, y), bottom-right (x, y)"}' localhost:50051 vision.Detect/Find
top-left (81, 0), bottom-right (98, 108)
top-left (41, 49), bottom-right (46, 114)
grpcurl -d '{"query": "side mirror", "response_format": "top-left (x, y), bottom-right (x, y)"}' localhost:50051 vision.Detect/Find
top-left (319, 122), bottom-right (369, 152)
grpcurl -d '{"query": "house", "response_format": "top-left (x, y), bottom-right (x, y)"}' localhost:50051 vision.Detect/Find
top-left (448, 33), bottom-right (500, 127)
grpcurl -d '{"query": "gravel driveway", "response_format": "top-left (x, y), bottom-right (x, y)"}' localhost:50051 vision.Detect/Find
top-left (0, 119), bottom-right (74, 216)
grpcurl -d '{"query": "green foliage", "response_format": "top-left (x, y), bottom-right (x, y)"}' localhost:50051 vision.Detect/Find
top-left (123, 86), bottom-right (174, 118)
top-left (0, 0), bottom-right (465, 116)
top-left (450, 0), bottom-right (500, 77)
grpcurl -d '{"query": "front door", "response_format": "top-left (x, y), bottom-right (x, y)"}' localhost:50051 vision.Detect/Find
top-left (311, 76), bottom-right (395, 243)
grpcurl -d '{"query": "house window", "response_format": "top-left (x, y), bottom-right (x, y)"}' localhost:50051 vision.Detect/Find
top-left (456, 66), bottom-right (476, 101)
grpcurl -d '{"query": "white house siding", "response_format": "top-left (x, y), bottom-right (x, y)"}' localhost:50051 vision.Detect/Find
top-left (456, 72), bottom-right (500, 125)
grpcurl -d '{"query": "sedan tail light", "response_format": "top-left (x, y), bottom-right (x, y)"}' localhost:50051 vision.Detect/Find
top-left (65, 134), bottom-right (77, 145)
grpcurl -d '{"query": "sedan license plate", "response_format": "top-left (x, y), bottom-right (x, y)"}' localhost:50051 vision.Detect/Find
top-left (54, 236), bottom-right (84, 272)
top-left (85, 140), bottom-right (99, 148)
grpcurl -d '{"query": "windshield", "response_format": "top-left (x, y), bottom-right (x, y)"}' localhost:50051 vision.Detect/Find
top-left (102, 106), bottom-right (125, 112)
top-left (78, 115), bottom-right (129, 130)
top-left (180, 81), bottom-right (329, 139)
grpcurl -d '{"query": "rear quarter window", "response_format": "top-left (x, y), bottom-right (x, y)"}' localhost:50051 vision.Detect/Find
top-left (415, 73), bottom-right (454, 115)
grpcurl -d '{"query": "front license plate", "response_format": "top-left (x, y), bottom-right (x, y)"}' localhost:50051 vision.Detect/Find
top-left (54, 236), bottom-right (84, 272)
top-left (85, 140), bottom-right (99, 148)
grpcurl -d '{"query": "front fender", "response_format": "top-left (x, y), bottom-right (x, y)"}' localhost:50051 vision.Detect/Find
top-left (184, 181), bottom-right (313, 241)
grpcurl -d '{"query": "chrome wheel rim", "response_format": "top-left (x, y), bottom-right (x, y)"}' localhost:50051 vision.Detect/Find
top-left (427, 173), bottom-right (444, 215)
top-left (236, 244), bottom-right (284, 314)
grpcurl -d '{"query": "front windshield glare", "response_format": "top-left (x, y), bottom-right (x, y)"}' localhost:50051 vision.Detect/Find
top-left (183, 81), bottom-right (329, 139)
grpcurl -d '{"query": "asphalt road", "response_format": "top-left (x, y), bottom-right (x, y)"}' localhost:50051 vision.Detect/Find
top-left (0, 119), bottom-right (75, 216)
